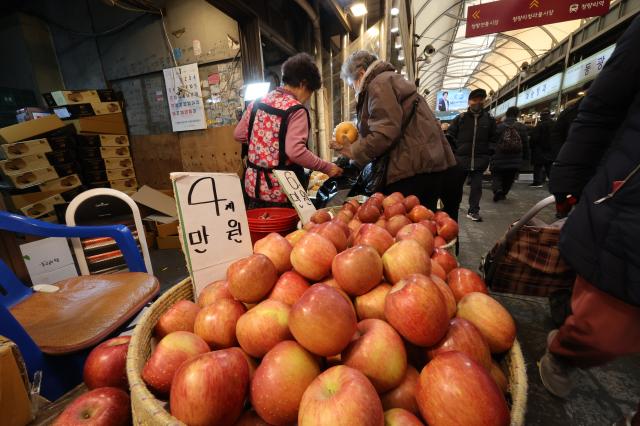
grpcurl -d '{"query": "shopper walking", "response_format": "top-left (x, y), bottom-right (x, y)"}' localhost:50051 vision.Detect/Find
top-left (336, 50), bottom-right (456, 210)
top-left (539, 16), bottom-right (640, 425)
top-left (447, 88), bottom-right (497, 221)
top-left (234, 53), bottom-right (342, 208)
top-left (491, 106), bottom-right (527, 201)
top-left (529, 110), bottom-right (554, 187)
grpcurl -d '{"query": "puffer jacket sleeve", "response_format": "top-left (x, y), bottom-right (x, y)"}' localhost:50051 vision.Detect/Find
top-left (351, 82), bottom-right (403, 166)
top-left (550, 16), bottom-right (640, 196)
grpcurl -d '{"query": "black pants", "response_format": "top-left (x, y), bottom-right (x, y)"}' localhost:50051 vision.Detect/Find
top-left (440, 165), bottom-right (465, 222)
top-left (492, 169), bottom-right (518, 196)
top-left (533, 163), bottom-right (552, 184)
top-left (383, 171), bottom-right (444, 212)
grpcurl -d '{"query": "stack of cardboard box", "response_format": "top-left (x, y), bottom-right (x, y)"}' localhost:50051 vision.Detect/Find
top-left (44, 90), bottom-right (138, 195)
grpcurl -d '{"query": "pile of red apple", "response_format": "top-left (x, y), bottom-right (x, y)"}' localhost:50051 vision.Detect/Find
top-left (54, 192), bottom-right (518, 426)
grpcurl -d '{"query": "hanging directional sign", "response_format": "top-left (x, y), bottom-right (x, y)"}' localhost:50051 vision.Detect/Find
top-left (466, 0), bottom-right (610, 38)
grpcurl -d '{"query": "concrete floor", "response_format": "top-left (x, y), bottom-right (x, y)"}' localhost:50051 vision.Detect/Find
top-left (147, 178), bottom-right (640, 425)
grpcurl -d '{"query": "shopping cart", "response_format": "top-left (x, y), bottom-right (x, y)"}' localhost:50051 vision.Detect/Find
top-left (481, 196), bottom-right (576, 299)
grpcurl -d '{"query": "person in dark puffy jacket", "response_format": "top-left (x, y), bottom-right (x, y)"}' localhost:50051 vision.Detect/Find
top-left (539, 18), bottom-right (640, 423)
top-left (447, 89), bottom-right (498, 222)
top-left (491, 106), bottom-right (528, 201)
top-left (529, 110), bottom-right (554, 187)
top-left (550, 81), bottom-right (591, 161)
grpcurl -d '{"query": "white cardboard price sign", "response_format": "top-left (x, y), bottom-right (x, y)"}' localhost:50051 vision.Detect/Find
top-left (171, 172), bottom-right (252, 298)
top-left (272, 170), bottom-right (317, 225)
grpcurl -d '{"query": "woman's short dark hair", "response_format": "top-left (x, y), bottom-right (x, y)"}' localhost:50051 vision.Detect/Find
top-left (506, 106), bottom-right (519, 118)
top-left (281, 53), bottom-right (321, 91)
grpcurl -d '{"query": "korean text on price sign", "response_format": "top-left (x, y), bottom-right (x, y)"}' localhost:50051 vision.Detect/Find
top-left (273, 170), bottom-right (317, 225)
top-left (171, 172), bottom-right (252, 297)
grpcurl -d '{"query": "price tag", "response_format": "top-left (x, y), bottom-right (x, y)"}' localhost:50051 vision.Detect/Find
top-left (171, 172), bottom-right (252, 298)
top-left (272, 170), bottom-right (317, 225)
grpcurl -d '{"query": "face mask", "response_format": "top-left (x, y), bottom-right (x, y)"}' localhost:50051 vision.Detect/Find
top-left (470, 104), bottom-right (483, 113)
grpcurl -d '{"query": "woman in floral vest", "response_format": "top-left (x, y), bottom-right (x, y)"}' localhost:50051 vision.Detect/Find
top-left (234, 53), bottom-right (342, 208)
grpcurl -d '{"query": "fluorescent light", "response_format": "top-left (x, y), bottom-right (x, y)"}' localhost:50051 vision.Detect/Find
top-left (390, 16), bottom-right (399, 33)
top-left (401, 67), bottom-right (407, 75)
top-left (394, 35), bottom-right (402, 49)
top-left (350, 2), bottom-right (368, 17)
top-left (244, 82), bottom-right (270, 101)
top-left (397, 48), bottom-right (404, 61)
top-left (391, 7), bottom-right (399, 16)
top-left (367, 26), bottom-right (379, 37)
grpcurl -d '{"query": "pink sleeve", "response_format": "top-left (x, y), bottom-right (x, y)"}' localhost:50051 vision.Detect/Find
top-left (284, 109), bottom-right (333, 174)
top-left (233, 102), bottom-right (253, 143)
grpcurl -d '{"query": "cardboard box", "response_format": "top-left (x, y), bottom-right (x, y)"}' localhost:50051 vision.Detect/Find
top-left (72, 113), bottom-right (127, 134)
top-left (0, 336), bottom-right (33, 426)
top-left (53, 102), bottom-right (121, 120)
top-left (16, 107), bottom-right (51, 122)
top-left (104, 157), bottom-right (133, 170)
top-left (0, 153), bottom-right (50, 176)
top-left (0, 115), bottom-right (65, 144)
top-left (157, 235), bottom-right (181, 249)
top-left (0, 138), bottom-right (51, 158)
top-left (109, 177), bottom-right (138, 191)
top-left (39, 174), bottom-right (82, 193)
top-left (106, 168), bottom-right (135, 180)
top-left (100, 146), bottom-right (130, 158)
top-left (43, 89), bottom-right (116, 107)
top-left (46, 149), bottom-right (77, 166)
top-left (157, 220), bottom-right (179, 237)
top-left (20, 193), bottom-right (65, 218)
top-left (7, 167), bottom-right (59, 189)
top-left (131, 185), bottom-right (178, 217)
top-left (77, 133), bottom-right (129, 147)
top-left (53, 162), bottom-right (80, 177)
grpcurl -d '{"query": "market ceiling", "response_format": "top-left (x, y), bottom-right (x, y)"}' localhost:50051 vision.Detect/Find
top-left (413, 0), bottom-right (588, 107)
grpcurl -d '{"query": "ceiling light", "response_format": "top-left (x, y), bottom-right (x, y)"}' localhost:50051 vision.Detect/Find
top-left (350, 2), bottom-right (368, 17)
top-left (397, 48), bottom-right (404, 61)
top-left (394, 35), bottom-right (402, 49)
top-left (367, 26), bottom-right (379, 37)
top-left (390, 16), bottom-right (399, 33)
top-left (391, 7), bottom-right (399, 16)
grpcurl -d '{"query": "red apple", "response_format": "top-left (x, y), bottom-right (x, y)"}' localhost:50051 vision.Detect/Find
top-left (236, 299), bottom-right (292, 357)
top-left (416, 352), bottom-right (509, 426)
top-left (83, 336), bottom-right (130, 391)
top-left (384, 274), bottom-right (448, 346)
top-left (303, 222), bottom-right (317, 231)
top-left (311, 221), bottom-right (348, 252)
top-left (315, 281), bottom-right (356, 315)
top-left (53, 387), bottom-right (130, 426)
top-left (251, 341), bottom-right (321, 425)
top-left (431, 274), bottom-right (456, 318)
top-left (380, 366), bottom-right (420, 415)
top-left (354, 224), bottom-right (394, 256)
top-left (355, 283), bottom-right (391, 321)
top-left (457, 293), bottom-right (516, 353)
top-left (234, 410), bottom-right (273, 426)
top-left (289, 284), bottom-right (357, 356)
top-left (343, 201), bottom-right (359, 215)
top-left (310, 210), bottom-right (331, 224)
top-left (340, 209), bottom-right (355, 221)
top-left (285, 229), bottom-right (307, 246)
top-left (384, 202), bottom-right (407, 219)
top-left (358, 202), bottom-right (381, 223)
top-left (436, 217), bottom-right (459, 242)
top-left (375, 217), bottom-right (388, 229)
top-left (384, 408), bottom-right (424, 426)
top-left (490, 361), bottom-right (509, 394)
top-left (229, 347), bottom-right (258, 381)
top-left (419, 220), bottom-right (437, 235)
top-left (382, 240), bottom-right (431, 284)
top-left (332, 245), bottom-right (383, 296)
top-left (430, 258), bottom-right (446, 280)
top-left (396, 223), bottom-right (434, 255)
top-left (254, 233), bottom-right (293, 274)
top-left (298, 365), bottom-right (384, 426)
top-left (290, 233), bottom-right (337, 281)
top-left (228, 254), bottom-right (278, 303)
top-left (426, 318), bottom-right (492, 370)
top-left (407, 205), bottom-right (433, 223)
top-left (386, 214), bottom-right (412, 237)
top-left (268, 271), bottom-right (310, 305)
top-left (142, 331), bottom-right (209, 395)
top-left (330, 218), bottom-right (351, 238)
top-left (433, 210), bottom-right (449, 222)
top-left (403, 195), bottom-right (420, 211)
top-left (431, 248), bottom-right (458, 274)
top-left (170, 349), bottom-right (250, 426)
top-left (448, 267), bottom-right (488, 302)
top-left (433, 235), bottom-right (447, 248)
top-left (154, 300), bottom-right (200, 338)
top-left (194, 298), bottom-right (246, 348)
top-left (383, 192), bottom-right (405, 209)
top-left (348, 218), bottom-right (363, 235)
top-left (334, 210), bottom-right (352, 224)
top-left (197, 280), bottom-right (233, 307)
top-left (342, 319), bottom-right (407, 393)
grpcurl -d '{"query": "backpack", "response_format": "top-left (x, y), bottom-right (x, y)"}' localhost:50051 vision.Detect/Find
top-left (497, 124), bottom-right (522, 154)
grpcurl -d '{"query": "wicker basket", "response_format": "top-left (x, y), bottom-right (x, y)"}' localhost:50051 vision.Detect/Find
top-left (127, 278), bottom-right (528, 426)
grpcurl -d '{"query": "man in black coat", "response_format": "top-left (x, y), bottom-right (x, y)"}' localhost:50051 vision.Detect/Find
top-left (491, 106), bottom-right (528, 201)
top-left (539, 17), bottom-right (640, 416)
top-left (529, 110), bottom-right (554, 187)
top-left (447, 89), bottom-right (497, 222)
top-left (550, 81), bottom-right (591, 161)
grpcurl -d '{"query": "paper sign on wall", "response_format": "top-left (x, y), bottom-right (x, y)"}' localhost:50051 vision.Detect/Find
top-left (19, 237), bottom-right (78, 285)
top-left (171, 172), bottom-right (252, 297)
top-left (273, 170), bottom-right (317, 225)
top-left (163, 63), bottom-right (207, 132)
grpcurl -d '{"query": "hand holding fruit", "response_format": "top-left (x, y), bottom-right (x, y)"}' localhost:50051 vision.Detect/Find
top-left (327, 163), bottom-right (343, 177)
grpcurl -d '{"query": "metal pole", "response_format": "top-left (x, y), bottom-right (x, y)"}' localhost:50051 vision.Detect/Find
top-left (557, 33), bottom-right (574, 113)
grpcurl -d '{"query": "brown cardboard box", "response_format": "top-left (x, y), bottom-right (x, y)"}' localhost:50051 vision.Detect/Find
top-left (72, 113), bottom-right (127, 134)
top-left (43, 89), bottom-right (116, 107)
top-left (0, 336), bottom-right (33, 426)
top-left (7, 167), bottom-right (59, 189)
top-left (0, 154), bottom-right (51, 176)
top-left (39, 174), bottom-right (82, 193)
top-left (100, 146), bottom-right (130, 158)
top-left (20, 194), bottom-right (65, 218)
top-left (77, 134), bottom-right (129, 147)
top-left (0, 138), bottom-right (52, 158)
top-left (110, 177), bottom-right (138, 191)
top-left (104, 157), bottom-right (133, 170)
top-left (53, 102), bottom-right (121, 120)
top-left (106, 168), bottom-right (135, 180)
top-left (157, 235), bottom-right (181, 249)
top-left (157, 220), bottom-right (179, 238)
top-left (0, 115), bottom-right (65, 144)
